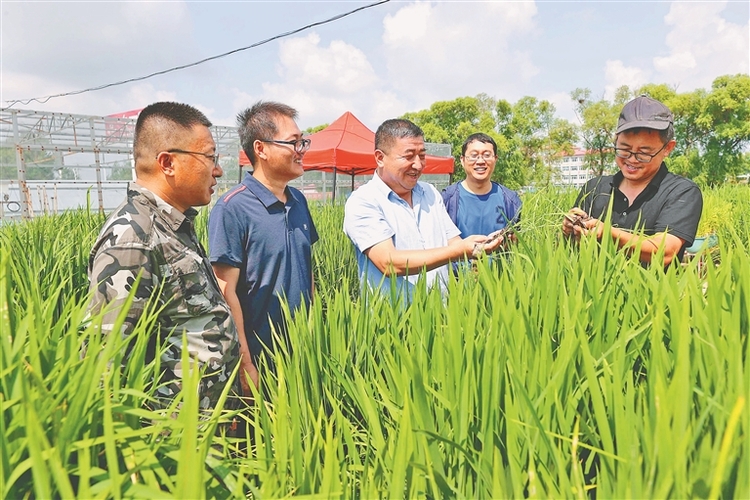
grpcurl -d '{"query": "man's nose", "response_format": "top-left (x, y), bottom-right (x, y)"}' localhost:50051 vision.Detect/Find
top-left (213, 164), bottom-right (224, 178)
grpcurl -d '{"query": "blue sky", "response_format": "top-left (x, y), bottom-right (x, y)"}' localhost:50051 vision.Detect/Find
top-left (2, 1), bottom-right (748, 130)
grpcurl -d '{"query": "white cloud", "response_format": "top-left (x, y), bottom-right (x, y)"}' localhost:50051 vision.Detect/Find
top-left (603, 60), bottom-right (651, 100)
top-left (545, 91), bottom-right (578, 123)
top-left (1, 1), bottom-right (198, 114)
top-left (125, 85), bottom-right (179, 110)
top-left (250, 33), bottom-right (384, 128)
top-left (382, 1), bottom-right (538, 109)
top-left (3, 2), bottom-right (193, 82)
top-left (245, 2), bottom-right (540, 130)
top-left (275, 34), bottom-right (379, 94)
top-left (653, 1), bottom-right (749, 89)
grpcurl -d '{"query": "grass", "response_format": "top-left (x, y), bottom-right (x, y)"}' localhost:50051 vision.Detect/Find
top-left (0, 185), bottom-right (747, 498)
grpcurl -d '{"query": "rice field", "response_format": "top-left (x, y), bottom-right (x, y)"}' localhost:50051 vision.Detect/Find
top-left (1, 186), bottom-right (748, 498)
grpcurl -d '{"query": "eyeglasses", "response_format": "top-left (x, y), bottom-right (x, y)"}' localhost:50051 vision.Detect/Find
top-left (613, 142), bottom-right (668, 163)
top-left (259, 138), bottom-right (311, 154)
top-left (159, 149), bottom-right (220, 167)
top-left (464, 152), bottom-right (496, 163)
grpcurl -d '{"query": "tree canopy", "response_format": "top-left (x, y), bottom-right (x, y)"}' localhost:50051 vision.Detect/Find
top-left (397, 73), bottom-right (749, 188)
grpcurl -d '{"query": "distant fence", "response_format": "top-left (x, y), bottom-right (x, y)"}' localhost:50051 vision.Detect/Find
top-left (1, 107), bottom-right (454, 221)
top-left (0, 172), bottom-right (453, 222)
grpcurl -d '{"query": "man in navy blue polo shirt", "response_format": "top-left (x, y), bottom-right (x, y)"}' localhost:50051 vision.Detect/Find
top-left (208, 101), bottom-right (318, 394)
top-left (562, 95), bottom-right (702, 267)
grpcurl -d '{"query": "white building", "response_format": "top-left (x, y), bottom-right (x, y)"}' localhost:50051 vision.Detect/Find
top-left (552, 148), bottom-right (594, 188)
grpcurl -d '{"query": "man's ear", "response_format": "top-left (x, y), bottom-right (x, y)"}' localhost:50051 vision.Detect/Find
top-left (155, 151), bottom-right (176, 177)
top-left (664, 139), bottom-right (677, 156)
top-left (254, 140), bottom-right (267, 161)
top-left (374, 149), bottom-right (385, 167)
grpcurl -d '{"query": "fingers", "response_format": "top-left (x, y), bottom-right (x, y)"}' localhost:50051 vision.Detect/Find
top-left (467, 233), bottom-right (506, 257)
top-left (483, 234), bottom-right (504, 252)
top-left (563, 209), bottom-right (592, 236)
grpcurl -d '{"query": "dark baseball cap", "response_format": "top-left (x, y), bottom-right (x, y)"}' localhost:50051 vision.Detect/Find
top-left (616, 95), bottom-right (673, 134)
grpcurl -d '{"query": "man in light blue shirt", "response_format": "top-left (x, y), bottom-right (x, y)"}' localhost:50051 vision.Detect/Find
top-left (343, 119), bottom-right (501, 296)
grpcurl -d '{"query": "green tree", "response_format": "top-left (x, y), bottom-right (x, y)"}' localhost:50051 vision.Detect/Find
top-left (304, 123), bottom-right (328, 134)
top-left (402, 95), bottom-right (496, 182)
top-left (697, 74), bottom-right (750, 185)
top-left (497, 97), bottom-right (576, 187)
top-left (0, 147), bottom-right (59, 180)
top-left (640, 75), bottom-right (750, 186)
top-left (108, 159), bottom-right (134, 181)
top-left (571, 88), bottom-right (620, 176)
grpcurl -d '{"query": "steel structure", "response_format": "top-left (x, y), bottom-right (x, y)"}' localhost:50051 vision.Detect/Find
top-left (1, 108), bottom-right (453, 220)
top-left (0, 108), bottom-right (241, 220)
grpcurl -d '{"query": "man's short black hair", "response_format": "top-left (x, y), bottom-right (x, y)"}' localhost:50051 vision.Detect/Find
top-left (374, 119), bottom-right (424, 153)
top-left (237, 101), bottom-right (298, 165)
top-left (461, 132), bottom-right (497, 156)
top-left (133, 101), bottom-right (211, 162)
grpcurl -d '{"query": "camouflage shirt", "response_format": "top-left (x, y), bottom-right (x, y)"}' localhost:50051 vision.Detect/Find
top-left (88, 183), bottom-right (239, 409)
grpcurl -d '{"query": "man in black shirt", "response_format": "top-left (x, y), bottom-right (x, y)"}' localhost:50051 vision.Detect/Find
top-left (562, 95), bottom-right (702, 267)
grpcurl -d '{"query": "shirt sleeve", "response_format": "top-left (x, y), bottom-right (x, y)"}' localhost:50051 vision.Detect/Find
top-left (343, 191), bottom-right (395, 253)
top-left (654, 182), bottom-right (703, 245)
top-left (208, 201), bottom-right (245, 268)
top-left (88, 241), bottom-right (154, 337)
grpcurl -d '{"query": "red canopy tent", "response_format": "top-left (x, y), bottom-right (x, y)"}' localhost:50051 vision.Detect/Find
top-left (238, 111), bottom-right (454, 199)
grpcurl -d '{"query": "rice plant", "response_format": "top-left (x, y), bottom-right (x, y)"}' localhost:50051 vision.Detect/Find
top-left (1, 186), bottom-right (747, 498)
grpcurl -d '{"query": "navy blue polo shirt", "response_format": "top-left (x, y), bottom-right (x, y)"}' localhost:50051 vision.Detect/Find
top-left (574, 163), bottom-right (702, 262)
top-left (208, 173), bottom-right (318, 363)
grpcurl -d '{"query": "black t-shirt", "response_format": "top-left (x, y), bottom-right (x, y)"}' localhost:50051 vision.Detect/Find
top-left (574, 163), bottom-right (703, 262)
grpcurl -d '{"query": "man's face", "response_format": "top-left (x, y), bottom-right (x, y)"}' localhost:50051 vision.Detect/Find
top-left (461, 140), bottom-right (496, 184)
top-left (615, 129), bottom-right (675, 185)
top-left (376, 136), bottom-right (426, 199)
top-left (171, 124), bottom-right (222, 210)
top-left (262, 114), bottom-right (305, 181)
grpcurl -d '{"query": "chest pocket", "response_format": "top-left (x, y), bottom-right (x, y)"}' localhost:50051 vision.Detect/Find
top-left (162, 250), bottom-right (216, 317)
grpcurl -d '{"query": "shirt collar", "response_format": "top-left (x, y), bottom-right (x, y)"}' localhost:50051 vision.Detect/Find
top-left (611, 162), bottom-right (670, 194)
top-left (242, 171), bottom-right (287, 208)
top-left (372, 170), bottom-right (424, 202)
top-left (128, 182), bottom-right (194, 231)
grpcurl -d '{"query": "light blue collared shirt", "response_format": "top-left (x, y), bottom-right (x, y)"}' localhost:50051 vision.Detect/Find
top-left (343, 171), bottom-right (461, 297)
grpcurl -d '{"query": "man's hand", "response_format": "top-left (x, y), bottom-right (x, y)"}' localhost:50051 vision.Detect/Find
top-left (581, 217), bottom-right (604, 239)
top-left (461, 234), bottom-right (504, 258)
top-left (563, 208), bottom-right (594, 240)
top-left (239, 354), bottom-right (259, 397)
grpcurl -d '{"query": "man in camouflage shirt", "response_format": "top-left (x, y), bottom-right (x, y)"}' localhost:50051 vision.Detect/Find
top-left (88, 101), bottom-right (239, 410)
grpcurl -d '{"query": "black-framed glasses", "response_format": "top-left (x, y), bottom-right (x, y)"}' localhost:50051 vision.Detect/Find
top-left (613, 142), bottom-right (668, 164)
top-left (259, 138), bottom-right (311, 154)
top-left (464, 152), bottom-right (496, 163)
top-left (159, 149), bottom-right (220, 167)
